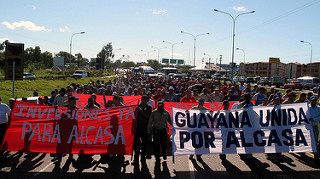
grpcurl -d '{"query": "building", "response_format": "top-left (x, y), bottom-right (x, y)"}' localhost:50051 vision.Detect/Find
top-left (240, 62), bottom-right (286, 77)
top-left (240, 61), bottom-right (320, 78)
top-left (286, 62), bottom-right (320, 78)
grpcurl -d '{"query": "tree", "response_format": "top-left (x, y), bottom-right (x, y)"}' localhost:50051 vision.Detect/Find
top-left (41, 51), bottom-right (53, 68)
top-left (56, 51), bottom-right (73, 65)
top-left (97, 42), bottom-right (113, 68)
top-left (147, 59), bottom-right (161, 71)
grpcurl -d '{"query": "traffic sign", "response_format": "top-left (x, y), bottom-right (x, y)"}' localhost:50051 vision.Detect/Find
top-left (5, 43), bottom-right (24, 80)
top-left (170, 59), bottom-right (177, 64)
top-left (269, 57), bottom-right (280, 64)
top-left (177, 59), bottom-right (184, 64)
top-left (162, 58), bottom-right (169, 63)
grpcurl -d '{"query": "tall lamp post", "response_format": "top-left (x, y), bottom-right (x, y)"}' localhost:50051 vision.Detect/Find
top-left (300, 40), bottom-right (313, 76)
top-left (180, 31), bottom-right (210, 69)
top-left (203, 53), bottom-right (211, 76)
top-left (213, 9), bottom-right (254, 81)
top-left (69, 31), bottom-right (85, 69)
top-left (236, 47), bottom-right (246, 63)
top-left (163, 41), bottom-right (183, 60)
top-left (141, 49), bottom-right (156, 62)
top-left (152, 46), bottom-right (167, 63)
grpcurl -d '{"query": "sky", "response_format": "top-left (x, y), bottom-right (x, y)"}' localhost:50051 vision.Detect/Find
top-left (1, 0), bottom-right (319, 66)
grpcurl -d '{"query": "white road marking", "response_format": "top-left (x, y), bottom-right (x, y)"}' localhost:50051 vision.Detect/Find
top-left (31, 161), bottom-right (54, 178)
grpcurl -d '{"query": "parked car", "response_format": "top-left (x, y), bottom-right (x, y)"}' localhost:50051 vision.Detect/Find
top-left (270, 76), bottom-right (287, 88)
top-left (284, 81), bottom-right (303, 90)
top-left (257, 78), bottom-right (271, 86)
top-left (253, 77), bottom-right (261, 83)
top-left (246, 77), bottom-right (254, 84)
top-left (23, 73), bottom-right (36, 80)
top-left (72, 70), bottom-right (88, 78)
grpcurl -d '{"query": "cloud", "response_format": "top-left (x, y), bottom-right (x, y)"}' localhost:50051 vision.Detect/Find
top-left (32, 5), bottom-right (36, 10)
top-left (1, 21), bottom-right (15, 30)
top-left (233, 6), bottom-right (247, 12)
top-left (152, 9), bottom-right (167, 15)
top-left (59, 26), bottom-right (70, 32)
top-left (1, 21), bottom-right (51, 31)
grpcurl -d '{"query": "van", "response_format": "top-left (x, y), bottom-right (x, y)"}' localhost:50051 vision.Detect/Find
top-left (297, 76), bottom-right (320, 89)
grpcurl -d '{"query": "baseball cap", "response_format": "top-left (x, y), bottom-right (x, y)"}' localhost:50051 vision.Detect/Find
top-left (169, 86), bottom-right (174, 90)
top-left (311, 96), bottom-right (317, 101)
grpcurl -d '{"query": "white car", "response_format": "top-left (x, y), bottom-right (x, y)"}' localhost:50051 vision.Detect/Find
top-left (23, 73), bottom-right (36, 80)
top-left (72, 70), bottom-right (88, 78)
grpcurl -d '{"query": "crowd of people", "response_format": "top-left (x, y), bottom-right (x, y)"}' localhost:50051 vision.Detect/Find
top-left (0, 74), bottom-right (319, 165)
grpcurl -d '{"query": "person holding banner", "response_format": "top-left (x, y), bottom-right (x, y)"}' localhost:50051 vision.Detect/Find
top-left (189, 98), bottom-right (208, 161)
top-left (133, 95), bottom-right (152, 165)
top-left (147, 101), bottom-right (172, 163)
top-left (307, 96), bottom-right (320, 163)
top-left (0, 96), bottom-right (11, 161)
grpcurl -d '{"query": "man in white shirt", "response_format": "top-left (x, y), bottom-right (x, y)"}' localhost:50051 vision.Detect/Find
top-left (307, 96), bottom-right (320, 163)
top-left (0, 96), bottom-right (11, 160)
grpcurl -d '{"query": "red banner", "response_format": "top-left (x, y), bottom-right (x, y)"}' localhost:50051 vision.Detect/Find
top-left (1, 101), bottom-right (137, 155)
top-left (73, 93), bottom-right (141, 109)
top-left (163, 101), bottom-right (239, 112)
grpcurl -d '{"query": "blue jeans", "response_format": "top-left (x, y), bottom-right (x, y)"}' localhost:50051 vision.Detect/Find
top-left (313, 126), bottom-right (319, 158)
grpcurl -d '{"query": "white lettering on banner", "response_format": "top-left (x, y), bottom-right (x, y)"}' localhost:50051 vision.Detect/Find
top-left (68, 125), bottom-right (79, 144)
top-left (42, 124), bottom-right (52, 142)
top-left (125, 107), bottom-right (136, 120)
top-left (172, 103), bottom-right (317, 155)
top-left (15, 104), bottom-right (28, 117)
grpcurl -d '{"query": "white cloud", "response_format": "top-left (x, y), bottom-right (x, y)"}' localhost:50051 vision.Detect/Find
top-left (58, 26), bottom-right (70, 32)
top-left (32, 5), bottom-right (36, 10)
top-left (0, 37), bottom-right (11, 42)
top-left (233, 6), bottom-right (247, 12)
top-left (152, 9), bottom-right (167, 15)
top-left (1, 21), bottom-right (15, 30)
top-left (1, 21), bottom-right (51, 31)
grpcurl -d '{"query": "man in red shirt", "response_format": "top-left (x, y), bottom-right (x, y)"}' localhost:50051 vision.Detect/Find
top-left (180, 89), bottom-right (197, 102)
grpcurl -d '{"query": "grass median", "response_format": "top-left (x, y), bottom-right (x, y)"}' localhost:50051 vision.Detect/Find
top-left (0, 76), bottom-right (114, 105)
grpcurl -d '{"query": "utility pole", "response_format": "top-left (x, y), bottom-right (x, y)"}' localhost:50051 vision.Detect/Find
top-left (219, 55), bottom-right (222, 72)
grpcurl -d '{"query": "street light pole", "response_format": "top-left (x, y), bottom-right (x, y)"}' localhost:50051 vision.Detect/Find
top-left (204, 53), bottom-right (211, 76)
top-left (163, 41), bottom-right (183, 60)
top-left (141, 49), bottom-right (156, 62)
top-left (152, 46), bottom-right (167, 63)
top-left (180, 31), bottom-right (210, 69)
top-left (300, 40), bottom-right (313, 76)
top-left (69, 31), bottom-right (85, 69)
top-left (236, 47), bottom-right (245, 63)
top-left (214, 9), bottom-right (254, 81)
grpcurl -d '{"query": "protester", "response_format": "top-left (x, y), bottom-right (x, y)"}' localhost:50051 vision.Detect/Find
top-left (283, 92), bottom-right (296, 104)
top-left (133, 95), bottom-right (152, 165)
top-left (306, 96), bottom-right (320, 164)
top-left (165, 86), bottom-right (178, 102)
top-left (0, 96), bottom-right (11, 161)
top-left (147, 101), bottom-right (171, 163)
top-left (53, 88), bottom-right (67, 107)
top-left (180, 89), bottom-right (197, 103)
top-left (49, 90), bottom-right (57, 106)
top-left (189, 98), bottom-right (208, 161)
top-left (84, 97), bottom-right (100, 109)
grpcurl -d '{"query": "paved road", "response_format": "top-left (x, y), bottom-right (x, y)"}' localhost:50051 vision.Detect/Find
top-left (1, 149), bottom-right (320, 179)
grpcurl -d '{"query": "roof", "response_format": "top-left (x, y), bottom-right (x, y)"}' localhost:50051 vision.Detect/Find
top-left (190, 63), bottom-right (227, 71)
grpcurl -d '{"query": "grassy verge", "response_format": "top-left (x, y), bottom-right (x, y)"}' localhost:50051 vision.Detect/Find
top-left (0, 76), bottom-right (114, 105)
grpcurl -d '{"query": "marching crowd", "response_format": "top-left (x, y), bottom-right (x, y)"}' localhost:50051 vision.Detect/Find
top-left (0, 74), bottom-right (320, 165)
